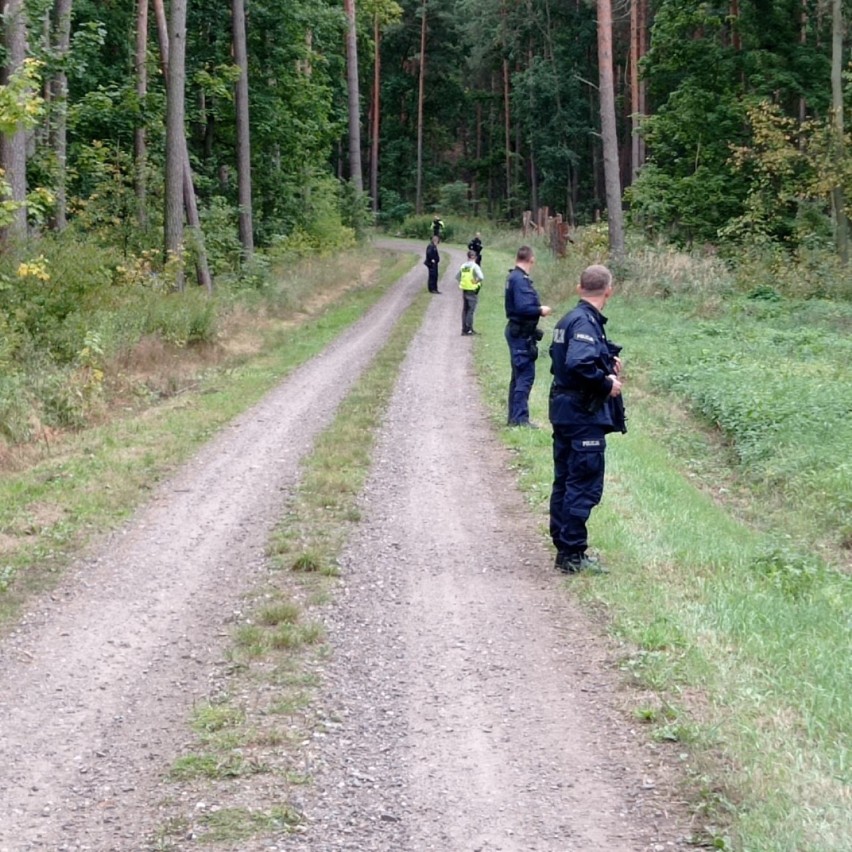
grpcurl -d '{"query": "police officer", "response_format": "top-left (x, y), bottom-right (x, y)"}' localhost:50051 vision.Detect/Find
top-left (432, 215), bottom-right (445, 240)
top-left (548, 264), bottom-right (626, 574)
top-left (456, 250), bottom-right (484, 335)
top-left (467, 232), bottom-right (483, 265)
top-left (425, 235), bottom-right (441, 293)
top-left (504, 246), bottom-right (551, 427)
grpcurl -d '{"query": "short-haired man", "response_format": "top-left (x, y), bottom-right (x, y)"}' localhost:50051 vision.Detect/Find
top-left (548, 264), bottom-right (627, 573)
top-left (424, 235), bottom-right (441, 293)
top-left (456, 250), bottom-right (484, 335)
top-left (504, 246), bottom-right (552, 427)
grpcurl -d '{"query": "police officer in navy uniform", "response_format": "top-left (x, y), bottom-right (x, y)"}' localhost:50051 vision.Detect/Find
top-left (425, 235), bottom-right (441, 293)
top-left (504, 246), bottom-right (551, 427)
top-left (548, 264), bottom-right (626, 574)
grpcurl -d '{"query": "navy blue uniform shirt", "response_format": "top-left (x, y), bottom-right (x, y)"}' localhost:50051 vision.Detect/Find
top-left (504, 266), bottom-right (542, 323)
top-left (549, 299), bottom-right (625, 431)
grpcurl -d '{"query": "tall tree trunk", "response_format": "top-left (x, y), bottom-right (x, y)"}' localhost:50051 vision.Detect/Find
top-left (135, 0), bottom-right (148, 230)
top-left (473, 99), bottom-right (482, 215)
top-left (638, 0), bottom-right (646, 168)
top-left (232, 0), bottom-right (254, 259)
top-left (0, 0), bottom-right (29, 246)
top-left (730, 0), bottom-right (741, 52)
top-left (500, 1), bottom-right (511, 214)
top-left (48, 0), bottom-right (72, 231)
top-left (153, 0), bottom-right (212, 292)
top-left (798, 0), bottom-right (808, 126)
top-left (831, 0), bottom-right (848, 264)
top-left (597, 0), bottom-right (625, 261)
top-left (629, 0), bottom-right (642, 184)
top-left (415, 0), bottom-right (427, 214)
top-left (343, 0), bottom-right (363, 193)
top-left (164, 0), bottom-right (187, 289)
top-left (370, 12), bottom-right (380, 213)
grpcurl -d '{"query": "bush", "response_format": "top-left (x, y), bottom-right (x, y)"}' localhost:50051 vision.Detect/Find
top-left (140, 290), bottom-right (219, 347)
top-left (437, 181), bottom-right (471, 216)
top-left (200, 196), bottom-right (243, 276)
top-left (0, 372), bottom-right (33, 443)
top-left (339, 181), bottom-right (374, 241)
top-left (397, 214), bottom-right (455, 243)
top-left (376, 189), bottom-right (413, 228)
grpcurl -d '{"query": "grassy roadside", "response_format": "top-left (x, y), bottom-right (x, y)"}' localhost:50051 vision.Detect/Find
top-left (472, 244), bottom-right (851, 851)
top-left (0, 247), bottom-right (416, 627)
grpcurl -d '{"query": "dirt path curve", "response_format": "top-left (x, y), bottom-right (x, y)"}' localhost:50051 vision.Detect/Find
top-left (0, 241), bottom-right (690, 851)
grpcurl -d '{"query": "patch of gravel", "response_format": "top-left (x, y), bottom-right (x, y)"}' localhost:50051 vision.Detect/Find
top-left (0, 242), bottom-right (696, 851)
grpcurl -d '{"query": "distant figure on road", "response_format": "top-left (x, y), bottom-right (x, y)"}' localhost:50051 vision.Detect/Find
top-left (432, 215), bottom-right (445, 241)
top-left (504, 246), bottom-right (551, 427)
top-left (548, 264), bottom-right (627, 575)
top-left (456, 250), bottom-right (484, 335)
top-left (467, 232), bottom-right (483, 265)
top-left (424, 235), bottom-right (441, 293)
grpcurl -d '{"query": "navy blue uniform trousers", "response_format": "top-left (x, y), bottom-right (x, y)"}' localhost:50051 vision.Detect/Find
top-left (505, 327), bottom-right (537, 425)
top-left (550, 424), bottom-right (606, 556)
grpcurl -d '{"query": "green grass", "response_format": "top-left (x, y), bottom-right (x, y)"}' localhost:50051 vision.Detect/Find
top-left (472, 243), bottom-right (852, 851)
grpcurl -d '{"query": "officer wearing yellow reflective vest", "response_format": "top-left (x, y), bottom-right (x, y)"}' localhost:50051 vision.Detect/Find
top-left (548, 264), bottom-right (626, 574)
top-left (456, 250), bottom-right (484, 335)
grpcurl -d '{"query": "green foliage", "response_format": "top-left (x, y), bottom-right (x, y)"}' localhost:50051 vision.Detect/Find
top-left (200, 197), bottom-right (243, 276)
top-left (338, 180), bottom-right (374, 241)
top-left (0, 371), bottom-right (32, 443)
top-left (375, 188), bottom-right (413, 228)
top-left (437, 181), bottom-right (470, 216)
top-left (749, 547), bottom-right (827, 602)
top-left (397, 214), bottom-right (454, 242)
top-left (0, 58), bottom-right (44, 136)
top-left (136, 290), bottom-right (219, 348)
top-left (69, 141), bottom-right (147, 252)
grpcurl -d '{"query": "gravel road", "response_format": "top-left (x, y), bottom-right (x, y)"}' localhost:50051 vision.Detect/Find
top-left (0, 242), bottom-right (693, 851)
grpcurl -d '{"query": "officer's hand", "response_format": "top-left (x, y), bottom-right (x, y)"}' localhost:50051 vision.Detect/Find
top-left (613, 356), bottom-right (623, 375)
top-left (607, 375), bottom-right (623, 397)
top-left (540, 305), bottom-right (552, 317)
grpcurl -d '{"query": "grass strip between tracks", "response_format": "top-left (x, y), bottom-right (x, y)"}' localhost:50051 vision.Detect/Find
top-left (152, 281), bottom-right (433, 847)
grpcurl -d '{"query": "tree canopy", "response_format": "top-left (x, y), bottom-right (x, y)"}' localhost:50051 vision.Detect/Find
top-left (0, 0), bottom-right (850, 262)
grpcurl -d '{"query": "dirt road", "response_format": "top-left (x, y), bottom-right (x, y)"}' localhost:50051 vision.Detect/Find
top-left (0, 243), bottom-right (691, 850)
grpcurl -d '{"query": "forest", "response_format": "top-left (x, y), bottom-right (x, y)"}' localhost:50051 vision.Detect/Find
top-left (1, 0), bottom-right (852, 439)
top-left (1, 5), bottom-right (851, 849)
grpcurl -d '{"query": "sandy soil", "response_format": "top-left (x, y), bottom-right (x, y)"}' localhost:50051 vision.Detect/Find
top-left (0, 241), bottom-right (694, 851)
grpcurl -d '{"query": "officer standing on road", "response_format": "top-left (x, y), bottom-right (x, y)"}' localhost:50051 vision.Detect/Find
top-left (504, 246), bottom-right (551, 427)
top-left (548, 264), bottom-right (626, 574)
top-left (425, 235), bottom-right (441, 293)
